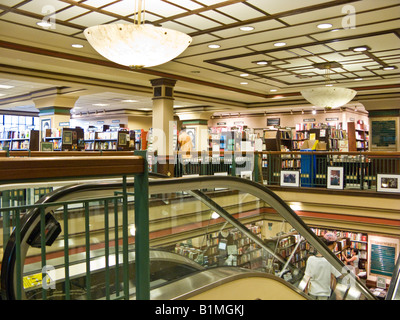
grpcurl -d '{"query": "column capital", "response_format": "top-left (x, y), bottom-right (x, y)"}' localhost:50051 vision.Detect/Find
top-left (34, 94), bottom-right (79, 115)
top-left (150, 78), bottom-right (177, 87)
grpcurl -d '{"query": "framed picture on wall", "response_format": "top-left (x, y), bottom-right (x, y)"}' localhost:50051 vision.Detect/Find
top-left (41, 118), bottom-right (51, 140)
top-left (185, 127), bottom-right (196, 149)
top-left (377, 174), bottom-right (400, 193)
top-left (280, 170), bottom-right (300, 187)
top-left (327, 167), bottom-right (344, 189)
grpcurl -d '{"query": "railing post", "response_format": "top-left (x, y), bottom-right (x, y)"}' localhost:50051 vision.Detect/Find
top-left (231, 152), bottom-right (236, 176)
top-left (254, 152), bottom-right (260, 183)
top-left (134, 150), bottom-right (150, 300)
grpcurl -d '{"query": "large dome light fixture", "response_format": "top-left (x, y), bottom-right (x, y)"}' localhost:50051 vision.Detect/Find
top-left (301, 62), bottom-right (357, 109)
top-left (84, 0), bottom-right (192, 69)
top-left (301, 86), bottom-right (357, 110)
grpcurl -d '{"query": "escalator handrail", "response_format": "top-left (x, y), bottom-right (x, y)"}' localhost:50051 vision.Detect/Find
top-left (1, 175), bottom-right (376, 300)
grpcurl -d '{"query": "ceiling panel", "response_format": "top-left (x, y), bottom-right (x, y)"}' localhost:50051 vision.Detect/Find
top-left (145, 0), bottom-right (188, 17)
top-left (68, 11), bottom-right (116, 27)
top-left (218, 2), bottom-right (265, 20)
top-left (17, 0), bottom-right (70, 15)
top-left (246, 0), bottom-right (332, 15)
top-left (175, 14), bottom-right (222, 30)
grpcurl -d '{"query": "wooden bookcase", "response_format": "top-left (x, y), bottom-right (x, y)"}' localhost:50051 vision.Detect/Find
top-left (264, 129), bottom-right (292, 151)
top-left (0, 129), bottom-right (39, 151)
top-left (348, 121), bottom-right (369, 151)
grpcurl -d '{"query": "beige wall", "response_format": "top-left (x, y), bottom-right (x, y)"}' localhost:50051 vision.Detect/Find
top-left (209, 110), bottom-right (368, 131)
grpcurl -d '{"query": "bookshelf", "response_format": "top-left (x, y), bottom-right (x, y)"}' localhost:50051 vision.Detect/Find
top-left (311, 227), bottom-right (368, 269)
top-left (45, 127), bottom-right (84, 151)
top-left (293, 123), bottom-right (347, 151)
top-left (84, 128), bottom-right (129, 151)
top-left (173, 223), bottom-right (264, 270)
top-left (347, 121), bottom-right (369, 151)
top-left (264, 129), bottom-right (292, 151)
top-left (0, 129), bottom-right (39, 151)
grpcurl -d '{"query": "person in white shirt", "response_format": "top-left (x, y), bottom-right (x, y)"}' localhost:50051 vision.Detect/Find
top-left (303, 232), bottom-right (342, 300)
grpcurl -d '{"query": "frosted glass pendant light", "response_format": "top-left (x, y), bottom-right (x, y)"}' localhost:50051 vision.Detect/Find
top-left (301, 86), bottom-right (357, 109)
top-left (301, 63), bottom-right (357, 109)
top-left (84, 0), bottom-right (192, 69)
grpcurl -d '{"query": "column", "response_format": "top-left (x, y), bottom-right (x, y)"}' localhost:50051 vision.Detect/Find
top-left (150, 78), bottom-right (177, 176)
top-left (34, 94), bottom-right (78, 148)
top-left (177, 111), bottom-right (214, 152)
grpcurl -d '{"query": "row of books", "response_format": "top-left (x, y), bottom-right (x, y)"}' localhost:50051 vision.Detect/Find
top-left (329, 128), bottom-right (347, 139)
top-left (46, 128), bottom-right (62, 138)
top-left (85, 141), bottom-right (117, 150)
top-left (311, 228), bottom-right (366, 241)
top-left (0, 130), bottom-right (32, 139)
top-left (356, 141), bottom-right (368, 149)
top-left (10, 140), bottom-right (30, 150)
top-left (282, 159), bottom-right (301, 168)
top-left (85, 131), bottom-right (119, 140)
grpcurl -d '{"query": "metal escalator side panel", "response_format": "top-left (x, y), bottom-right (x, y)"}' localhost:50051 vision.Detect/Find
top-left (147, 267), bottom-right (309, 300)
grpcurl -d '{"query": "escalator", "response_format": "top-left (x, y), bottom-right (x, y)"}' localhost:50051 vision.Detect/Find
top-left (1, 175), bottom-right (378, 300)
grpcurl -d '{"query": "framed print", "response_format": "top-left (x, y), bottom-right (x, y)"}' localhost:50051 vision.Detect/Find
top-left (185, 127), bottom-right (196, 149)
top-left (327, 167), bottom-right (344, 189)
top-left (377, 174), bottom-right (400, 193)
top-left (62, 131), bottom-right (72, 145)
top-left (240, 170), bottom-right (252, 181)
top-left (41, 118), bottom-right (51, 140)
top-left (40, 142), bottom-right (53, 151)
top-left (280, 170), bottom-right (300, 187)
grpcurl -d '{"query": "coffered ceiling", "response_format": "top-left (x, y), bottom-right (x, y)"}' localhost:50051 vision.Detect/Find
top-left (0, 0), bottom-right (399, 118)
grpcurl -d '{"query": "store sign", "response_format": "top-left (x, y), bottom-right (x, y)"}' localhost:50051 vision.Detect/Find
top-left (234, 121), bottom-right (244, 125)
top-left (267, 118), bottom-right (280, 126)
top-left (325, 117), bottom-right (339, 121)
top-left (59, 122), bottom-right (69, 127)
top-left (112, 120), bottom-right (120, 123)
top-left (217, 122), bottom-right (226, 126)
top-left (303, 118), bottom-right (315, 122)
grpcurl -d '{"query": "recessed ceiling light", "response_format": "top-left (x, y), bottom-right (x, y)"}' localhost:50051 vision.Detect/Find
top-left (71, 44), bottom-right (84, 48)
top-left (354, 78), bottom-right (363, 81)
top-left (0, 84), bottom-right (14, 89)
top-left (208, 44), bottom-right (220, 49)
top-left (274, 42), bottom-right (286, 47)
top-left (240, 26), bottom-right (254, 31)
top-left (36, 21), bottom-right (53, 28)
top-left (255, 61), bottom-right (268, 65)
top-left (325, 84), bottom-right (333, 87)
top-left (317, 23), bottom-right (332, 29)
top-left (383, 66), bottom-right (396, 70)
top-left (0, 93), bottom-right (5, 97)
top-left (122, 99), bottom-right (138, 103)
top-left (352, 46), bottom-right (369, 52)
top-left (240, 82), bottom-right (248, 85)
top-left (240, 73), bottom-right (249, 77)
top-left (269, 89), bottom-right (277, 92)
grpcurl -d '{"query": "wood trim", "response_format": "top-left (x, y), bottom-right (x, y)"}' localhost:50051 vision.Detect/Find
top-left (0, 156), bottom-right (144, 181)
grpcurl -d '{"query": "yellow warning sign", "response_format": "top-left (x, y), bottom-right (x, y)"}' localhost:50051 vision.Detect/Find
top-left (23, 273), bottom-right (50, 289)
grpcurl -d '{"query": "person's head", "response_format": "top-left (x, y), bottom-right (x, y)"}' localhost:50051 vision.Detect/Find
top-left (352, 248), bottom-right (359, 255)
top-left (321, 232), bottom-right (337, 250)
